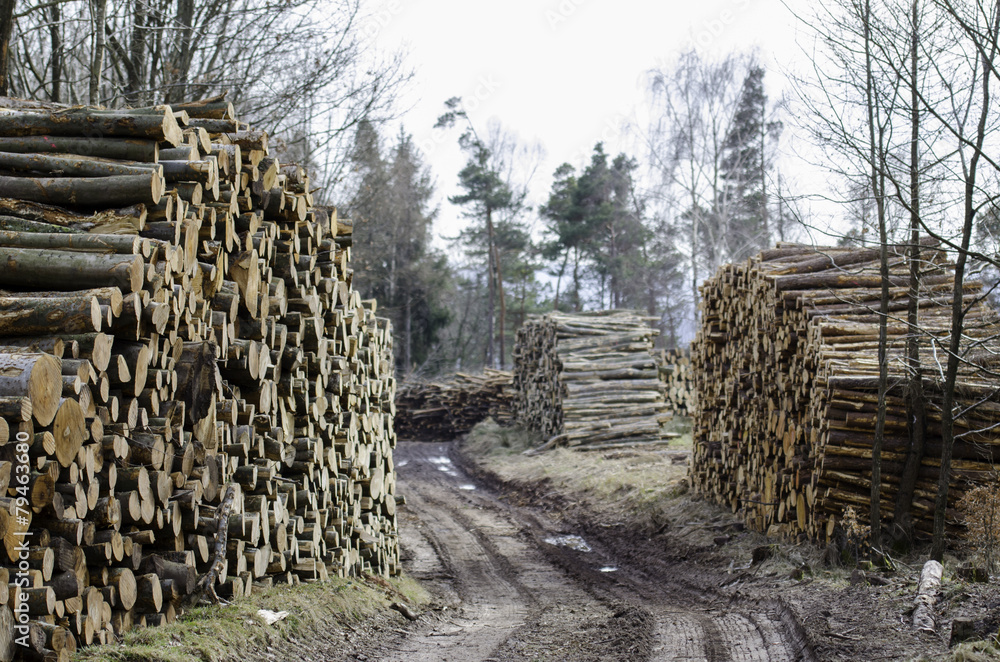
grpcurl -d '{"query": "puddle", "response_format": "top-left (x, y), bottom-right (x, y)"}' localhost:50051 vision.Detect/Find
top-left (544, 535), bottom-right (592, 553)
top-left (429, 456), bottom-right (458, 476)
top-left (396, 460), bottom-right (409, 467)
top-left (458, 484), bottom-right (477, 491)
top-left (599, 566), bottom-right (619, 573)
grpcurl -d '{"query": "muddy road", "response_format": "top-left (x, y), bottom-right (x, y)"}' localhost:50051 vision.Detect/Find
top-left (363, 442), bottom-right (815, 661)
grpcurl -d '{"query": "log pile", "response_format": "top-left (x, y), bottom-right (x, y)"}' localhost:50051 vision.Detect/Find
top-left (659, 349), bottom-right (693, 416)
top-left (394, 369), bottom-right (514, 441)
top-left (513, 311), bottom-right (673, 448)
top-left (691, 242), bottom-right (1000, 542)
top-left (0, 98), bottom-right (399, 660)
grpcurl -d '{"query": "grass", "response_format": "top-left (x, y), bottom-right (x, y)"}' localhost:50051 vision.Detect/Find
top-left (461, 418), bottom-right (696, 534)
top-left (74, 573), bottom-right (430, 662)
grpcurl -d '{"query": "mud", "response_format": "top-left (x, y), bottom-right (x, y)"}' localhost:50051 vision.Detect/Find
top-left (353, 442), bottom-right (816, 661)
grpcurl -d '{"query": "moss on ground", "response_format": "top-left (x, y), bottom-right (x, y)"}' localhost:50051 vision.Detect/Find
top-left (74, 573), bottom-right (429, 662)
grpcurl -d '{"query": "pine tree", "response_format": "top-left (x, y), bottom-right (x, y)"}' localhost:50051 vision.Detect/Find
top-left (718, 64), bottom-right (781, 261)
top-left (347, 122), bottom-right (450, 374)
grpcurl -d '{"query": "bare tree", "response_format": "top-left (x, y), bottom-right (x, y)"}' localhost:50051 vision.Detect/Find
top-left (644, 49), bottom-right (785, 322)
top-left (8, 0), bottom-right (410, 200)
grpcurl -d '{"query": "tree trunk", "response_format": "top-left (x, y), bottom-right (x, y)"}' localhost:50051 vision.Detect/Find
top-left (494, 241), bottom-right (506, 368)
top-left (404, 294), bottom-right (412, 373)
top-left (126, 0), bottom-right (147, 106)
top-left (90, 0), bottom-right (107, 105)
top-left (554, 250), bottom-right (568, 310)
top-left (48, 3), bottom-right (61, 102)
top-left (0, 0), bottom-right (13, 96)
top-left (893, 0), bottom-right (927, 545)
top-left (863, 0), bottom-right (888, 555)
top-left (0, 293), bottom-right (104, 335)
top-left (572, 246), bottom-right (581, 312)
top-left (932, 10), bottom-right (998, 562)
top-left (167, 0), bottom-right (195, 103)
top-left (485, 206), bottom-right (496, 368)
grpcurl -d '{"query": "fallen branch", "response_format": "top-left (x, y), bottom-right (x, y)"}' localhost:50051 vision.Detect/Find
top-left (187, 483), bottom-right (238, 605)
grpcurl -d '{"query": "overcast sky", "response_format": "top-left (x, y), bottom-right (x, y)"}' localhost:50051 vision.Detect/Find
top-left (364, 0), bottom-right (810, 246)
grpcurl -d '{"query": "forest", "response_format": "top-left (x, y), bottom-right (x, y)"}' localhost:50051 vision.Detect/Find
top-left (0, 0), bottom-right (999, 658)
top-left (4, 0), bottom-right (1000, 383)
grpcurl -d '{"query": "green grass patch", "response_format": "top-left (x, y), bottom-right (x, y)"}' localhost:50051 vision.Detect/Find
top-left (74, 573), bottom-right (430, 662)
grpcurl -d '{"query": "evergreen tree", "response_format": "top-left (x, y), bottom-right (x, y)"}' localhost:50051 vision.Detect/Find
top-left (717, 64), bottom-right (782, 260)
top-left (437, 98), bottom-right (532, 368)
top-left (347, 122), bottom-right (450, 374)
top-left (540, 163), bottom-right (595, 311)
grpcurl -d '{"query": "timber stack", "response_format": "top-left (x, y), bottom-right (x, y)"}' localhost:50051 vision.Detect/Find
top-left (513, 311), bottom-right (673, 448)
top-left (659, 349), bottom-right (693, 416)
top-left (691, 242), bottom-right (1000, 543)
top-left (394, 369), bottom-right (514, 441)
top-left (0, 97), bottom-right (398, 661)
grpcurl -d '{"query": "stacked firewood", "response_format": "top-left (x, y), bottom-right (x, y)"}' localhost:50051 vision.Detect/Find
top-left (691, 242), bottom-right (1000, 542)
top-left (394, 369), bottom-right (514, 441)
top-left (0, 98), bottom-right (399, 660)
top-left (513, 311), bottom-right (673, 448)
top-left (659, 350), bottom-right (693, 416)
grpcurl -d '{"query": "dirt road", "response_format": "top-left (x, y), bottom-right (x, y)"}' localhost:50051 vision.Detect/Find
top-left (364, 442), bottom-right (815, 661)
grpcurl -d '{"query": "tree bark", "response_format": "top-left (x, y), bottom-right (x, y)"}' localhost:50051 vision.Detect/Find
top-left (932, 7), bottom-right (999, 562)
top-left (0, 110), bottom-right (182, 146)
top-left (89, 0), bottom-right (107, 105)
top-left (893, 0), bottom-right (927, 545)
top-left (864, 0), bottom-right (889, 556)
top-left (0, 247), bottom-right (144, 292)
top-left (0, 352), bottom-right (60, 426)
top-left (0, 0), bottom-right (13, 96)
top-left (0, 293), bottom-right (103, 336)
top-left (48, 3), bottom-right (61, 103)
top-left (0, 136), bottom-right (158, 162)
top-left (0, 173), bottom-right (162, 207)
top-left (485, 206), bottom-right (496, 368)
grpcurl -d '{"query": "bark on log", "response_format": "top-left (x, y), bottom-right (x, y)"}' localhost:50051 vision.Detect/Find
top-left (0, 247), bottom-right (143, 292)
top-left (0, 173), bottom-right (162, 207)
top-left (0, 110), bottom-right (182, 146)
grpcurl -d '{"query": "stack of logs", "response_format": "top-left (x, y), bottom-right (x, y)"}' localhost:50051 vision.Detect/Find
top-left (393, 370), bottom-right (514, 441)
top-left (0, 97), bottom-right (399, 660)
top-left (691, 242), bottom-right (1000, 542)
top-left (659, 349), bottom-right (693, 416)
top-left (513, 311), bottom-right (673, 448)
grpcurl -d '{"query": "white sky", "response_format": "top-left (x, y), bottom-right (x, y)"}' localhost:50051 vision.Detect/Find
top-left (364, 0), bottom-right (812, 249)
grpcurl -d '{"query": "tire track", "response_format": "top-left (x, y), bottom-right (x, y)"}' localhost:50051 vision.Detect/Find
top-left (375, 442), bottom-right (812, 661)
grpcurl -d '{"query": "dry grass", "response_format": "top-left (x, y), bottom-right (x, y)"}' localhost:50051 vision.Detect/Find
top-left (463, 418), bottom-right (707, 535)
top-left (461, 419), bottom-right (844, 575)
top-left (74, 573), bottom-right (429, 662)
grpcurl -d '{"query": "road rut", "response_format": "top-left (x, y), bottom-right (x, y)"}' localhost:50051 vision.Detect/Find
top-left (360, 442), bottom-right (813, 661)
